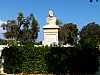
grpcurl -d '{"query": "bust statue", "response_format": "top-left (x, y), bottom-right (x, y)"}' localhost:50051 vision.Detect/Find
top-left (46, 9), bottom-right (56, 25)
top-left (48, 10), bottom-right (54, 17)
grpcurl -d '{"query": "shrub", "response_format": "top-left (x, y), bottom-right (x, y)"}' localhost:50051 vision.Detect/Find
top-left (2, 44), bottom-right (99, 74)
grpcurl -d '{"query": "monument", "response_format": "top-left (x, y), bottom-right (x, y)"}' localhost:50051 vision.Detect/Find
top-left (42, 9), bottom-right (60, 46)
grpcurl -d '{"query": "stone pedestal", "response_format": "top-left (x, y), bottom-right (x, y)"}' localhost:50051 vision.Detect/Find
top-left (42, 10), bottom-right (60, 46)
top-left (0, 65), bottom-right (4, 74)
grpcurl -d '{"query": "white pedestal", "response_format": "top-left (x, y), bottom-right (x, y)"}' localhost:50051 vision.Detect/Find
top-left (42, 10), bottom-right (60, 46)
top-left (43, 28), bottom-right (59, 46)
top-left (0, 65), bottom-right (4, 74)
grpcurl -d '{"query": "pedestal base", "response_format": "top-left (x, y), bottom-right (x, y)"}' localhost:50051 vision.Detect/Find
top-left (0, 73), bottom-right (6, 75)
top-left (42, 40), bottom-right (58, 46)
top-left (0, 66), bottom-right (5, 74)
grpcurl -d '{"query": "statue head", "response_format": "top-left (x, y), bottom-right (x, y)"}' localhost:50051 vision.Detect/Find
top-left (48, 9), bottom-right (54, 17)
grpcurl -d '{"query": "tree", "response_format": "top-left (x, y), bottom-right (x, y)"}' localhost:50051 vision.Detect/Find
top-left (59, 23), bottom-right (78, 45)
top-left (0, 39), bottom-right (7, 45)
top-left (80, 22), bottom-right (100, 46)
top-left (56, 19), bottom-right (62, 25)
top-left (17, 12), bottom-right (24, 30)
top-left (29, 13), bottom-right (39, 41)
top-left (58, 26), bottom-right (66, 44)
top-left (1, 12), bottom-right (39, 43)
top-left (78, 22), bottom-right (100, 73)
top-left (1, 20), bottom-right (18, 40)
top-left (17, 13), bottom-right (39, 42)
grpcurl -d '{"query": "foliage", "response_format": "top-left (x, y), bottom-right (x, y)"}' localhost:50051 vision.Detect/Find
top-left (80, 22), bottom-right (100, 46)
top-left (2, 45), bottom-right (48, 74)
top-left (74, 42), bottom-right (99, 74)
top-left (2, 20), bottom-right (18, 40)
top-left (2, 44), bottom-right (99, 74)
top-left (0, 39), bottom-right (7, 45)
top-left (59, 23), bottom-right (78, 45)
top-left (1, 12), bottom-right (39, 43)
top-left (17, 12), bottom-right (39, 42)
top-left (1, 20), bottom-right (100, 74)
top-left (2, 46), bottom-right (22, 73)
top-left (45, 47), bottom-right (79, 74)
top-left (30, 13), bottom-right (39, 41)
top-left (56, 19), bottom-right (62, 25)
top-left (79, 38), bottom-right (97, 49)
top-left (21, 45), bottom-right (48, 74)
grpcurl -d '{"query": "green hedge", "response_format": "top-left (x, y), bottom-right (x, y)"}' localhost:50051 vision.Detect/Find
top-left (2, 45), bottom-right (99, 74)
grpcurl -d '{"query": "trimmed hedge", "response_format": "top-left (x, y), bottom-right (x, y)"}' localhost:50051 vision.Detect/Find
top-left (2, 45), bottom-right (99, 74)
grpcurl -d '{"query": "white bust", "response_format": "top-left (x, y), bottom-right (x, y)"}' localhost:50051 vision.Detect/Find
top-left (46, 9), bottom-right (56, 25)
top-left (48, 10), bottom-right (54, 17)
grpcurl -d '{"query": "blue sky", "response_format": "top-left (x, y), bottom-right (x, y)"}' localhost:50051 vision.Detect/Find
top-left (0, 0), bottom-right (100, 41)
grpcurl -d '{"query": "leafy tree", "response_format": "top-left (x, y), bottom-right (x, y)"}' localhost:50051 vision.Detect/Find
top-left (76, 38), bottom-right (99, 74)
top-left (17, 12), bottom-right (24, 30)
top-left (77, 22), bottom-right (100, 74)
top-left (17, 12), bottom-right (39, 42)
top-left (0, 39), bottom-right (7, 45)
top-left (58, 26), bottom-right (66, 44)
top-left (59, 23), bottom-right (78, 45)
top-left (1, 12), bottom-right (39, 43)
top-left (56, 19), bottom-right (62, 25)
top-left (1, 20), bottom-right (18, 40)
top-left (80, 22), bottom-right (100, 46)
top-left (29, 13), bottom-right (39, 41)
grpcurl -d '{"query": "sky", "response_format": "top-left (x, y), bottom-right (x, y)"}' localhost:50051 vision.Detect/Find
top-left (0, 0), bottom-right (100, 41)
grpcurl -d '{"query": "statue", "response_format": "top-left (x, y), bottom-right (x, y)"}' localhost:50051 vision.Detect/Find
top-left (48, 9), bottom-right (54, 17)
top-left (42, 9), bottom-right (60, 46)
top-left (47, 9), bottom-right (56, 25)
